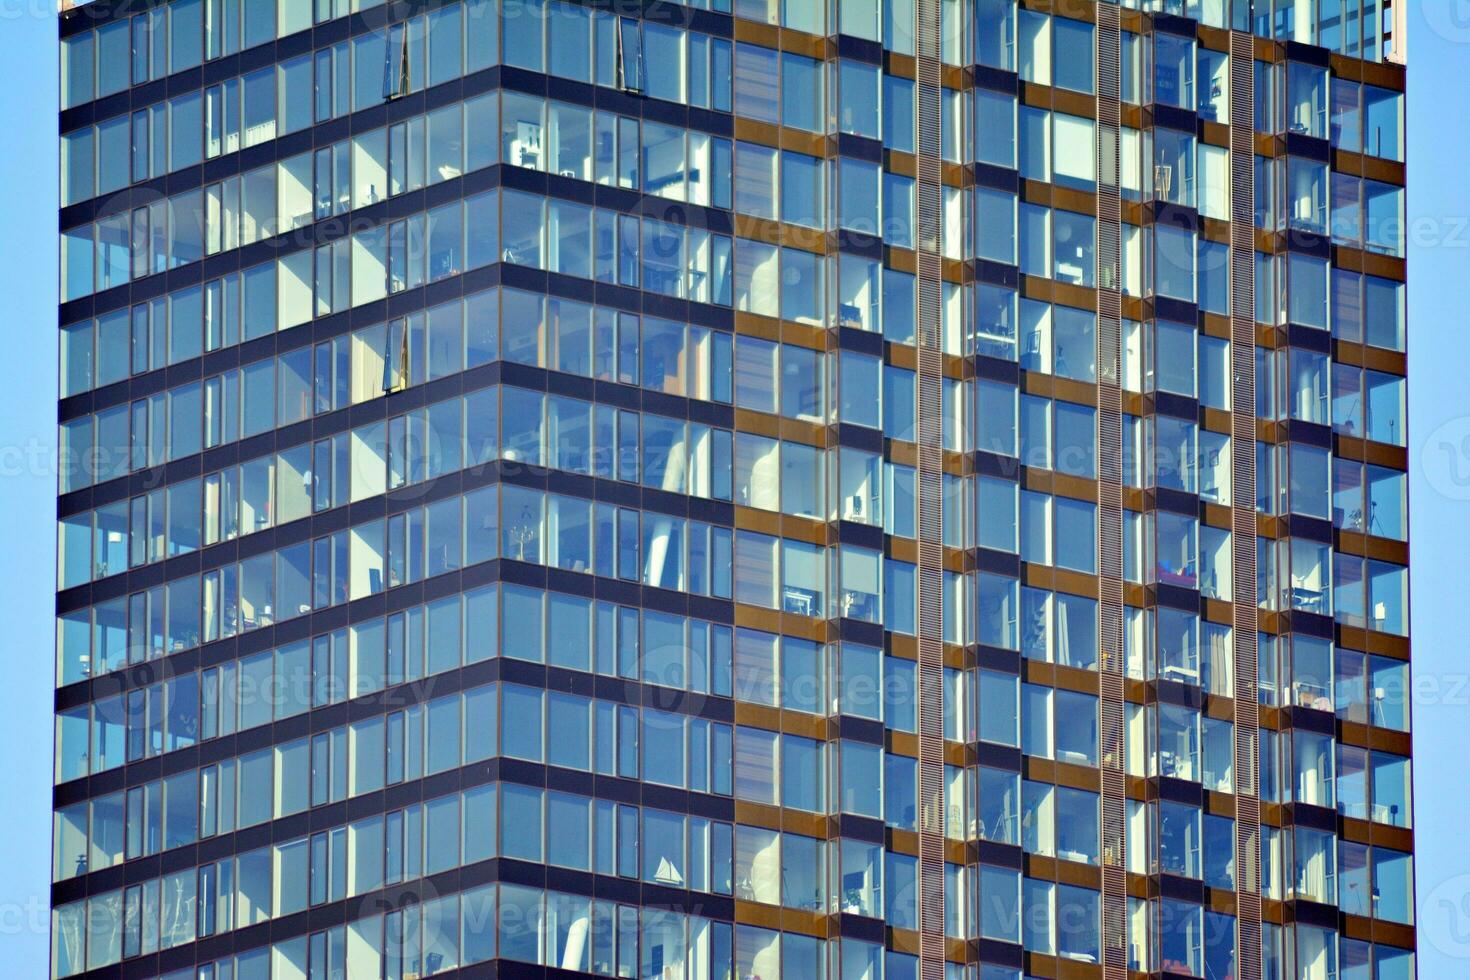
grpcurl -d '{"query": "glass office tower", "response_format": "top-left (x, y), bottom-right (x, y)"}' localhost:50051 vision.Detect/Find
top-left (52, 0), bottom-right (1412, 976)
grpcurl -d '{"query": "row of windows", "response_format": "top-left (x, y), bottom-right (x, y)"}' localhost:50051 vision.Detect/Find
top-left (54, 369), bottom-right (969, 557)
top-left (65, 173), bottom-right (769, 309)
top-left (53, 843), bottom-right (1416, 980)
top-left (61, 168), bottom-right (959, 316)
top-left (56, 773), bottom-right (758, 897)
top-left (55, 195), bottom-right (1404, 414)
top-left (61, 5), bottom-right (753, 204)
top-left (1013, 21), bottom-right (1402, 163)
top-left (58, 0), bottom-right (979, 120)
top-left (58, 111), bottom-right (1408, 409)
top-left (1110, 424), bottom-right (1405, 539)
top-left (60, 443), bottom-right (1399, 675)
top-left (54, 695), bottom-right (749, 869)
top-left (54, 767), bottom-right (1418, 973)
top-left (50, 557), bottom-right (1416, 969)
top-left (51, 646), bottom-right (1411, 934)
top-left (55, 550), bottom-right (1411, 743)
top-left (1255, 154), bottom-right (1404, 254)
top-left (57, 361), bottom-right (1412, 682)
top-left (57, 566), bottom-right (1412, 825)
top-left (60, 60), bottom-right (1405, 313)
top-left (984, 0), bottom-right (1397, 65)
top-left (57, 387), bottom-right (974, 590)
top-left (45, 566), bottom-right (1361, 776)
top-left (985, 386), bottom-right (1404, 527)
top-left (59, 138), bottom-right (1401, 333)
top-left (59, 582), bottom-right (744, 700)
top-left (62, 0), bottom-right (1025, 209)
top-left (1260, 536), bottom-right (1408, 630)
top-left (61, 0), bottom-right (348, 110)
top-left (55, 421), bottom-right (1410, 689)
top-left (56, 675), bottom-right (752, 796)
top-left (55, 468), bottom-right (973, 670)
top-left (57, 872), bottom-right (1019, 980)
top-left (977, 504), bottom-right (1410, 644)
top-left (60, 20), bottom-right (1404, 277)
top-left (978, 190), bottom-right (1398, 325)
top-left (60, 0), bottom-right (727, 115)
top-left (60, 579), bottom-right (1409, 783)
top-left (50, 325), bottom-right (1412, 716)
top-left (989, 778), bottom-right (1411, 923)
top-left (58, 298), bottom-right (1406, 553)
top-left (52, 694), bottom-right (1416, 946)
top-left (55, 579), bottom-right (1412, 848)
top-left (59, 217), bottom-right (961, 404)
top-left (60, 0), bottom-right (1404, 134)
top-left (58, 280), bottom-right (976, 491)
top-left (53, 666), bottom-right (934, 829)
top-left (55, 288), bottom-right (966, 461)
top-left (55, 575), bottom-right (955, 737)
top-left (56, 597), bottom-right (938, 734)
top-left (1254, 336), bottom-right (1406, 438)
top-left (54, 727), bottom-right (972, 916)
top-left (52, 680), bottom-right (1414, 942)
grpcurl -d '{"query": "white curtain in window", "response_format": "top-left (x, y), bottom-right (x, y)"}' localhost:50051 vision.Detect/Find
top-left (839, 548), bottom-right (881, 615)
top-left (1199, 144), bottom-right (1229, 220)
top-left (735, 434), bottom-right (779, 510)
top-left (643, 516), bottom-right (676, 589)
top-left (688, 426), bottom-right (712, 499)
top-left (642, 909), bottom-right (688, 979)
top-left (1262, 826), bottom-right (1283, 900)
top-left (1022, 782), bottom-right (1055, 856)
top-left (839, 256), bottom-right (880, 332)
top-left (840, 450), bottom-right (880, 523)
top-left (1125, 702), bottom-right (1150, 778)
top-left (1205, 624), bottom-right (1233, 696)
top-left (1127, 896), bottom-right (1152, 972)
top-left (1295, 732), bottom-right (1332, 806)
top-left (1055, 595), bottom-right (1070, 665)
top-left (1121, 224), bottom-right (1142, 296)
top-left (1126, 800), bottom-right (1151, 876)
top-left (735, 240), bottom-right (779, 318)
top-left (1053, 114), bottom-right (1096, 186)
top-left (1124, 604), bottom-right (1151, 678)
top-left (347, 916), bottom-right (382, 977)
top-left (271, 935), bottom-right (307, 980)
top-left (736, 828), bottom-right (781, 904)
top-left (687, 918), bottom-right (713, 980)
top-left (945, 766), bottom-right (966, 839)
top-left (840, 841), bottom-right (882, 915)
top-left (1296, 925), bottom-right (1334, 980)
top-left (1120, 128), bottom-right (1142, 198)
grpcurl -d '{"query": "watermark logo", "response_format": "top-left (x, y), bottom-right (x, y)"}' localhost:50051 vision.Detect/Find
top-left (1421, 416), bottom-right (1470, 502)
top-left (1422, 0), bottom-right (1470, 45)
top-left (1422, 873), bottom-right (1470, 959)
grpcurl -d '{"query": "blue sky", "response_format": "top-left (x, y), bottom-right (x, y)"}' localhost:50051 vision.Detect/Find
top-left (0, 6), bottom-right (66, 975)
top-left (1396, 3), bottom-right (1470, 974)
top-left (1, 4), bottom-right (1468, 976)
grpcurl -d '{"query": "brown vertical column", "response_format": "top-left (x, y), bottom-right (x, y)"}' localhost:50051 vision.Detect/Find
top-left (913, 0), bottom-right (945, 975)
top-left (1093, 7), bottom-right (1127, 979)
top-left (1228, 31), bottom-right (1263, 980)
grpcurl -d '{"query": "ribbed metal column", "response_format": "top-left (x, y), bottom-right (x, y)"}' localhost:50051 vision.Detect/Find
top-left (1093, 8), bottom-right (1128, 979)
top-left (913, 0), bottom-right (946, 974)
top-left (1227, 32), bottom-right (1263, 980)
